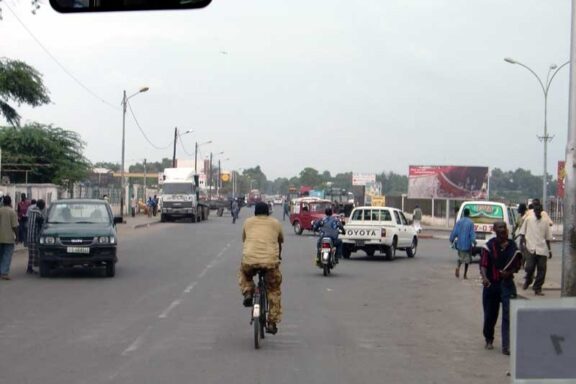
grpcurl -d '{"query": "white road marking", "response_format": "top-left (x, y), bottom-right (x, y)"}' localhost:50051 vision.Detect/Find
top-left (158, 299), bottom-right (182, 319)
top-left (118, 243), bottom-right (232, 360)
top-left (121, 326), bottom-right (152, 356)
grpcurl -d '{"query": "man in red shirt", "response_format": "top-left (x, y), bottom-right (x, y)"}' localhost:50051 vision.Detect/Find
top-left (480, 221), bottom-right (522, 356)
top-left (17, 193), bottom-right (31, 246)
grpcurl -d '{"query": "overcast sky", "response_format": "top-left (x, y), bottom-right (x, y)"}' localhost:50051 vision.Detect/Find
top-left (0, 0), bottom-right (572, 180)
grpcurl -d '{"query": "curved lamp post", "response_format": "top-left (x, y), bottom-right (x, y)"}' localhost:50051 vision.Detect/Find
top-left (121, 86), bottom-right (149, 218)
top-left (504, 58), bottom-right (570, 211)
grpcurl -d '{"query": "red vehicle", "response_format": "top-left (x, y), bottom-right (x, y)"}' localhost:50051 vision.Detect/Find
top-left (289, 197), bottom-right (333, 235)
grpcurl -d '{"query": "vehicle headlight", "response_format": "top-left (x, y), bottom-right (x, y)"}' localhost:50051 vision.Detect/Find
top-left (40, 236), bottom-right (55, 245)
top-left (98, 236), bottom-right (111, 244)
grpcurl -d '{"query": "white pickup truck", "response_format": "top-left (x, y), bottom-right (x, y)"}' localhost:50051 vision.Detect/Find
top-left (340, 206), bottom-right (418, 260)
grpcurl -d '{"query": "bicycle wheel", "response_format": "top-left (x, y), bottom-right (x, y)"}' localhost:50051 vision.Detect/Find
top-left (260, 290), bottom-right (266, 339)
top-left (254, 316), bottom-right (260, 349)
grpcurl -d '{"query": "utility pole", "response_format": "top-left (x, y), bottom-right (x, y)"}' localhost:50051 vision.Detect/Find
top-left (217, 159), bottom-right (221, 195)
top-left (208, 152), bottom-right (213, 200)
top-left (563, 0), bottom-right (576, 297)
top-left (172, 127), bottom-right (178, 168)
top-left (143, 158), bottom-right (147, 202)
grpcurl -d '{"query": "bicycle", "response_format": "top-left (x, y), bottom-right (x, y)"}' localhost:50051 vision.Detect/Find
top-left (250, 269), bottom-right (268, 349)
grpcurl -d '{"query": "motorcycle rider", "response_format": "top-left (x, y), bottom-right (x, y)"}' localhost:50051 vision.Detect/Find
top-left (312, 207), bottom-right (344, 265)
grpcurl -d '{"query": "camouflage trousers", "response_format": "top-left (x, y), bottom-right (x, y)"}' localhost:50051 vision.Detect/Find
top-left (238, 263), bottom-right (282, 324)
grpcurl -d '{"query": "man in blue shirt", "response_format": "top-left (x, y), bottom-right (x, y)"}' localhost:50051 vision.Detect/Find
top-left (313, 208), bottom-right (344, 265)
top-left (449, 208), bottom-right (476, 279)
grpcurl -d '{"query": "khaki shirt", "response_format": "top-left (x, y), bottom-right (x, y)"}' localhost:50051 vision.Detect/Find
top-left (519, 215), bottom-right (552, 256)
top-left (0, 206), bottom-right (18, 244)
top-left (242, 215), bottom-right (284, 266)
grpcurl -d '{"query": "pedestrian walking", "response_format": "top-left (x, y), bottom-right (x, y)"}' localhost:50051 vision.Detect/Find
top-left (17, 193), bottom-right (31, 247)
top-left (412, 205), bottom-right (422, 233)
top-left (231, 199), bottom-right (240, 224)
top-left (26, 199), bottom-right (46, 274)
top-left (0, 196), bottom-right (19, 280)
top-left (479, 221), bottom-right (521, 355)
top-left (518, 202), bottom-right (552, 296)
top-left (130, 194), bottom-right (137, 217)
top-left (449, 208), bottom-right (475, 279)
top-left (282, 199), bottom-right (290, 221)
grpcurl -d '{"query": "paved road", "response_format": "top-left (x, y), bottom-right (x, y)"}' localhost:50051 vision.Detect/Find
top-left (0, 208), bottom-right (543, 384)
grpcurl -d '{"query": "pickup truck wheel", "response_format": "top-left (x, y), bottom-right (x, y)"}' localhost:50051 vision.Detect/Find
top-left (160, 214), bottom-right (166, 223)
top-left (385, 238), bottom-right (397, 261)
top-left (365, 248), bottom-right (375, 257)
top-left (406, 237), bottom-right (417, 258)
top-left (217, 208), bottom-right (224, 217)
top-left (293, 221), bottom-right (303, 235)
top-left (105, 261), bottom-right (115, 277)
top-left (342, 246), bottom-right (352, 259)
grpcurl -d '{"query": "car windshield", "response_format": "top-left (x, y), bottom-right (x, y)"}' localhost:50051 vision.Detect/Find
top-left (48, 203), bottom-right (110, 224)
top-left (162, 183), bottom-right (195, 195)
top-left (463, 203), bottom-right (505, 225)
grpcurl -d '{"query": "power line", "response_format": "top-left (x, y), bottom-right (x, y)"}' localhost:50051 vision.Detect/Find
top-left (127, 101), bottom-right (172, 150)
top-left (177, 131), bottom-right (194, 156)
top-left (3, 2), bottom-right (119, 110)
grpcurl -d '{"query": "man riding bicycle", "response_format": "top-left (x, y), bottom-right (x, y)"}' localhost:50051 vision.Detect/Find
top-left (312, 207), bottom-right (344, 265)
top-left (238, 202), bottom-right (284, 335)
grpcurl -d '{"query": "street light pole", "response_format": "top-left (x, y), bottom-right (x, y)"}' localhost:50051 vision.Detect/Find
top-left (504, 58), bottom-right (570, 211)
top-left (120, 86), bottom-right (149, 219)
top-left (194, 140), bottom-right (212, 174)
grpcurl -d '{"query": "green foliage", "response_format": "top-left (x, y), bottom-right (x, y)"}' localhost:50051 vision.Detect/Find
top-left (0, 122), bottom-right (91, 185)
top-left (299, 167), bottom-right (323, 187)
top-left (379, 172), bottom-right (408, 195)
top-left (489, 168), bottom-right (552, 202)
top-left (0, 58), bottom-right (51, 127)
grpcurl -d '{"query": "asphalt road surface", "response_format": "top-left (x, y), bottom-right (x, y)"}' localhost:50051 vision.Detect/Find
top-left (0, 208), bottom-right (541, 384)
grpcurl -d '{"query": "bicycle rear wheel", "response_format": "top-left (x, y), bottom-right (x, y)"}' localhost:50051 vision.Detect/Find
top-left (260, 289), bottom-right (267, 339)
top-left (254, 316), bottom-right (260, 349)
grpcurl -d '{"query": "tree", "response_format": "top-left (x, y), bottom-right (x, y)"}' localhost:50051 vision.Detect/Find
top-left (0, 58), bottom-right (51, 127)
top-left (299, 167), bottom-right (322, 188)
top-left (242, 166), bottom-right (268, 192)
top-left (94, 162), bottom-right (120, 172)
top-left (0, 122), bottom-right (91, 185)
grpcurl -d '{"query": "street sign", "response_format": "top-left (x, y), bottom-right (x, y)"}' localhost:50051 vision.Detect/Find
top-left (511, 298), bottom-right (576, 383)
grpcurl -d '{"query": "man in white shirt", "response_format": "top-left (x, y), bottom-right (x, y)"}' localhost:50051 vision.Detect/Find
top-left (518, 202), bottom-right (552, 296)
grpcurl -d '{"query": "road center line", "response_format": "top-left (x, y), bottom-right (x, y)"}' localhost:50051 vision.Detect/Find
top-left (158, 299), bottom-right (181, 319)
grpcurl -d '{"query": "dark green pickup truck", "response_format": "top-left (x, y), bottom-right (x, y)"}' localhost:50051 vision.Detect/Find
top-left (38, 199), bottom-right (122, 277)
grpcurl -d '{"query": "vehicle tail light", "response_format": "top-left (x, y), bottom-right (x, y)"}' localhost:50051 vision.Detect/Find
top-left (321, 242), bottom-right (331, 249)
top-left (381, 228), bottom-right (386, 237)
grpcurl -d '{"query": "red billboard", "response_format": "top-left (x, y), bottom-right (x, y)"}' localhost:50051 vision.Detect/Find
top-left (408, 165), bottom-right (489, 200)
top-left (557, 161), bottom-right (566, 198)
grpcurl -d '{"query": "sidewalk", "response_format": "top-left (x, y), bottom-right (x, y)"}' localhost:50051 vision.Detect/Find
top-left (420, 225), bottom-right (563, 300)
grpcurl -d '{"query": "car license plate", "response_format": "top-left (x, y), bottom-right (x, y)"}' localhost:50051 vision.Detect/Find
top-left (355, 240), bottom-right (365, 247)
top-left (67, 247), bottom-right (90, 254)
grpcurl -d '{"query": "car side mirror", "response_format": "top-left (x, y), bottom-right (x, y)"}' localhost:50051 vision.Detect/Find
top-left (113, 216), bottom-right (124, 225)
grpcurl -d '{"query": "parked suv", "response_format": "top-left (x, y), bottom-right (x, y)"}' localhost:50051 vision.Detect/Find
top-left (38, 199), bottom-right (122, 277)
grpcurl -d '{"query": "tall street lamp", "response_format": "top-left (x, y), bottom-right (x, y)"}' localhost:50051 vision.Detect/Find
top-left (194, 140), bottom-right (212, 174)
top-left (217, 157), bottom-right (230, 195)
top-left (121, 86), bottom-right (149, 218)
top-left (208, 151), bottom-right (224, 200)
top-left (172, 127), bottom-right (193, 167)
top-left (504, 58), bottom-right (570, 211)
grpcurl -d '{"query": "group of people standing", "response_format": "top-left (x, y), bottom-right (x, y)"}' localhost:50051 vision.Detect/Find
top-left (0, 193), bottom-right (47, 280)
top-left (449, 198), bottom-right (553, 356)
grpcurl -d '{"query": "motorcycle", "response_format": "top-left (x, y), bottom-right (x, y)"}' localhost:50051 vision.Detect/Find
top-left (317, 236), bottom-right (337, 276)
